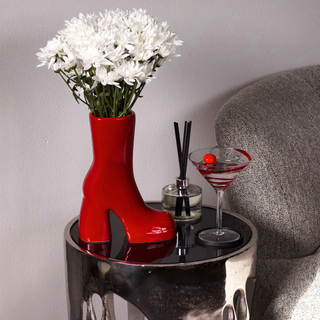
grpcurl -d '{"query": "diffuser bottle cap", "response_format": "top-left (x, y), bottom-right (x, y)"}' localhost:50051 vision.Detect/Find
top-left (176, 177), bottom-right (189, 189)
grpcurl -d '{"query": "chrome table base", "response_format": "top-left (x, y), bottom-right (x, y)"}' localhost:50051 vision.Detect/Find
top-left (65, 205), bottom-right (257, 320)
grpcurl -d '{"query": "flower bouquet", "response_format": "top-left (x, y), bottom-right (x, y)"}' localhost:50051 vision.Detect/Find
top-left (37, 8), bottom-right (182, 118)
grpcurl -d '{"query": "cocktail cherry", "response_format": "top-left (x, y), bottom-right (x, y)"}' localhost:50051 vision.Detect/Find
top-left (203, 146), bottom-right (217, 164)
top-left (203, 153), bottom-right (216, 164)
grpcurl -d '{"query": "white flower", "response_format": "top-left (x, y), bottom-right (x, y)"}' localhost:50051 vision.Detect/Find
top-left (75, 47), bottom-right (113, 70)
top-left (60, 49), bottom-right (77, 71)
top-left (104, 44), bottom-right (129, 63)
top-left (114, 60), bottom-right (145, 85)
top-left (136, 63), bottom-right (154, 84)
top-left (52, 63), bottom-right (61, 72)
top-left (130, 43), bottom-right (155, 61)
top-left (36, 37), bottom-right (64, 68)
top-left (93, 66), bottom-right (121, 87)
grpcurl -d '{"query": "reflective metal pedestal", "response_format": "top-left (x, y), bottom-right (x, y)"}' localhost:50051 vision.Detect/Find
top-left (65, 203), bottom-right (257, 320)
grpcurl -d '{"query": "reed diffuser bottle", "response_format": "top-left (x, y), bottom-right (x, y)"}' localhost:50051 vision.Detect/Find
top-left (162, 121), bottom-right (202, 222)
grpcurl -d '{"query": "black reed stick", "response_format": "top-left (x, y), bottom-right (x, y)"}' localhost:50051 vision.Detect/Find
top-left (174, 121), bottom-right (192, 216)
top-left (174, 122), bottom-right (182, 170)
top-left (181, 122), bottom-right (191, 180)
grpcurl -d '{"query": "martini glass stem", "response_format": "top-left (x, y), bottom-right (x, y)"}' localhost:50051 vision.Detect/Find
top-left (215, 189), bottom-right (224, 235)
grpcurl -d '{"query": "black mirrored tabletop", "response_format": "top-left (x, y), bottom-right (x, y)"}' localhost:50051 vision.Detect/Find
top-left (70, 202), bottom-right (252, 265)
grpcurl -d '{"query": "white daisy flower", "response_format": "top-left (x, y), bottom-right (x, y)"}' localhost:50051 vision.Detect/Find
top-left (93, 66), bottom-right (121, 87)
top-left (115, 60), bottom-right (145, 86)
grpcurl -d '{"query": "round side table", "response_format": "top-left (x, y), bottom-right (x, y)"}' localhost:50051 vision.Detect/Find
top-left (65, 202), bottom-right (257, 320)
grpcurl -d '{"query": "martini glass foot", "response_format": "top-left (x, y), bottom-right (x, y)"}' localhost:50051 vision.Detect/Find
top-left (195, 227), bottom-right (243, 248)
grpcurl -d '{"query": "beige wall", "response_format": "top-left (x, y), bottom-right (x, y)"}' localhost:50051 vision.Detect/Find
top-left (1, 0), bottom-right (320, 319)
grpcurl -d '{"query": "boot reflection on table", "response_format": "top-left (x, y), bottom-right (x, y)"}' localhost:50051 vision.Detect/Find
top-left (78, 231), bottom-right (176, 263)
top-left (77, 221), bottom-right (205, 263)
top-left (79, 238), bottom-right (112, 258)
top-left (116, 237), bottom-right (176, 263)
top-left (79, 235), bottom-right (176, 263)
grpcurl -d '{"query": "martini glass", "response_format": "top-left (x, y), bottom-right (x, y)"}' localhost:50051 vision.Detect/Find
top-left (189, 147), bottom-right (252, 247)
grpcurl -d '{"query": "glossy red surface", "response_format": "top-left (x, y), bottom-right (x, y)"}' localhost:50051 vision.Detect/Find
top-left (119, 239), bottom-right (176, 263)
top-left (78, 112), bottom-right (176, 243)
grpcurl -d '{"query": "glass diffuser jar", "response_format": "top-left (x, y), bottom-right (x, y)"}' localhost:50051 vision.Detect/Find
top-left (162, 177), bottom-right (202, 222)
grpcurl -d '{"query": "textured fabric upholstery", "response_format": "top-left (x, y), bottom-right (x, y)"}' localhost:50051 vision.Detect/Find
top-left (215, 65), bottom-right (320, 319)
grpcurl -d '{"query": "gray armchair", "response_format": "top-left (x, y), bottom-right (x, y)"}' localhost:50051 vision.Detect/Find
top-left (215, 65), bottom-right (320, 320)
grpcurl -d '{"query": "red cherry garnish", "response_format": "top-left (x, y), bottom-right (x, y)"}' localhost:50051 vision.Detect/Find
top-left (203, 153), bottom-right (216, 164)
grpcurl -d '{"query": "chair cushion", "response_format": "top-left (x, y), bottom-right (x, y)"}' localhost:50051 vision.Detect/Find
top-left (216, 65), bottom-right (320, 259)
top-left (251, 248), bottom-right (320, 320)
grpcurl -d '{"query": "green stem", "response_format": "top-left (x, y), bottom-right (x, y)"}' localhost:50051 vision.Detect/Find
top-left (127, 81), bottom-right (138, 108)
top-left (210, 146), bottom-right (218, 153)
top-left (102, 85), bottom-right (110, 117)
top-left (94, 86), bottom-right (103, 117)
top-left (128, 82), bottom-right (145, 109)
top-left (123, 83), bottom-right (129, 114)
top-left (112, 86), bottom-right (116, 117)
top-left (73, 68), bottom-right (89, 99)
top-left (58, 72), bottom-right (89, 107)
top-left (60, 70), bottom-right (77, 84)
top-left (153, 55), bottom-right (163, 71)
top-left (118, 81), bottom-right (138, 117)
top-left (58, 71), bottom-right (73, 91)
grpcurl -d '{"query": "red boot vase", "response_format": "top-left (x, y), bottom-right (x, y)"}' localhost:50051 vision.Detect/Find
top-left (78, 111), bottom-right (176, 243)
